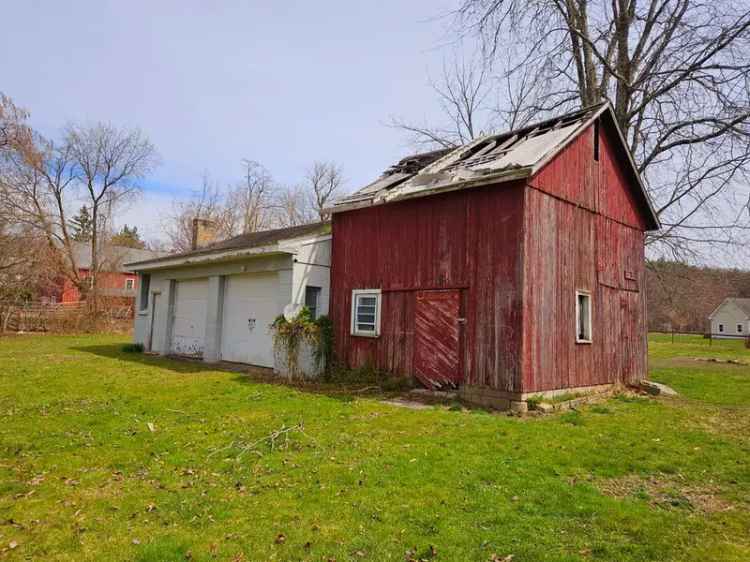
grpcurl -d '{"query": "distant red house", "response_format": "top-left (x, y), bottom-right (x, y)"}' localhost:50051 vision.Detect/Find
top-left (54, 242), bottom-right (163, 304)
top-left (328, 103), bottom-right (660, 411)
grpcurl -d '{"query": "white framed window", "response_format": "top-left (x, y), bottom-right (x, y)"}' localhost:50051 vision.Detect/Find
top-left (719, 324), bottom-right (724, 333)
top-left (351, 289), bottom-right (381, 337)
top-left (738, 324), bottom-right (743, 333)
top-left (575, 290), bottom-right (592, 344)
top-left (305, 285), bottom-right (321, 319)
top-left (125, 278), bottom-right (135, 291)
top-left (139, 274), bottom-right (151, 311)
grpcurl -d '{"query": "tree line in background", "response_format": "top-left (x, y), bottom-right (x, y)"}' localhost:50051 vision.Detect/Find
top-left (162, 159), bottom-right (344, 252)
top-left (647, 259), bottom-right (750, 333)
top-left (0, 92), bottom-right (344, 306)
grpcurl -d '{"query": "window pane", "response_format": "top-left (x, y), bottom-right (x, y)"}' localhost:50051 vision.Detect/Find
top-left (577, 293), bottom-right (591, 341)
top-left (305, 286), bottom-right (321, 319)
top-left (139, 274), bottom-right (151, 311)
top-left (352, 291), bottom-right (380, 336)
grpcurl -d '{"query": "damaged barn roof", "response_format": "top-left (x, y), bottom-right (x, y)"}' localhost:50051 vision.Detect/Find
top-left (330, 103), bottom-right (659, 230)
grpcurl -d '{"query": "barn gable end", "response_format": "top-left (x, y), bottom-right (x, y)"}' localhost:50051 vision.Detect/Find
top-left (529, 115), bottom-right (651, 231)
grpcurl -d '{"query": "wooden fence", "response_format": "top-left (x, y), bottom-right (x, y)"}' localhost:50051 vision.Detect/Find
top-left (0, 301), bottom-right (133, 333)
top-left (651, 329), bottom-right (750, 348)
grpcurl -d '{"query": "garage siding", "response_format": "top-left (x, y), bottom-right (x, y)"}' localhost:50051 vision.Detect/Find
top-left (220, 272), bottom-right (282, 367)
top-left (171, 278), bottom-right (209, 356)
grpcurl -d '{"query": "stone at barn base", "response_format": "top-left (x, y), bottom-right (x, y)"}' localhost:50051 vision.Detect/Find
top-left (640, 380), bottom-right (678, 396)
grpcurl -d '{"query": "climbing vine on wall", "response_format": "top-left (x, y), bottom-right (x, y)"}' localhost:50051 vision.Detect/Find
top-left (271, 308), bottom-right (332, 379)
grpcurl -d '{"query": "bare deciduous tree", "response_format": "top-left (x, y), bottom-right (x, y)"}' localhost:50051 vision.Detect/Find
top-left (1, 135), bottom-right (83, 293)
top-left (392, 51), bottom-right (495, 149)
top-left (272, 184), bottom-right (316, 228)
top-left (0, 93), bottom-right (35, 159)
top-left (163, 158), bottom-right (345, 249)
top-left (1, 122), bottom-right (159, 305)
top-left (305, 161), bottom-right (345, 221)
top-left (162, 174), bottom-right (237, 252)
top-left (64, 123), bottom-right (159, 305)
top-left (230, 159), bottom-right (274, 233)
top-left (396, 1), bottom-right (750, 260)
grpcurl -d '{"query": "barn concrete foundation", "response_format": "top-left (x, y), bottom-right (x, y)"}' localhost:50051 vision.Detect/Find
top-left (459, 383), bottom-right (617, 411)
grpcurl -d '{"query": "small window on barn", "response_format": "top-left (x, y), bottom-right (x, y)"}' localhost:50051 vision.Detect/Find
top-left (576, 291), bottom-right (592, 344)
top-left (139, 274), bottom-right (151, 311)
top-left (738, 324), bottom-right (743, 333)
top-left (718, 324), bottom-right (724, 333)
top-left (351, 289), bottom-right (381, 337)
top-left (125, 278), bottom-right (135, 291)
top-left (305, 286), bottom-right (321, 320)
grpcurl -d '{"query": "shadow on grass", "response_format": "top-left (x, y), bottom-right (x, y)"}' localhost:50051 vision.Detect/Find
top-left (72, 343), bottom-right (397, 404)
top-left (72, 344), bottom-right (238, 374)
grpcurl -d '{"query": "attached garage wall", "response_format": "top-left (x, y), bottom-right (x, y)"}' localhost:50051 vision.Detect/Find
top-left (133, 254), bottom-right (291, 357)
top-left (171, 278), bottom-right (209, 356)
top-left (132, 237), bottom-right (331, 366)
top-left (220, 272), bottom-right (281, 367)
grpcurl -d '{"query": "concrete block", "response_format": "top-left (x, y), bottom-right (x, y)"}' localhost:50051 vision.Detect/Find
top-left (510, 400), bottom-right (528, 414)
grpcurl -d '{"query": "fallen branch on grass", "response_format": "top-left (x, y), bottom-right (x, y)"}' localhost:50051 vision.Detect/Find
top-left (207, 421), bottom-right (313, 461)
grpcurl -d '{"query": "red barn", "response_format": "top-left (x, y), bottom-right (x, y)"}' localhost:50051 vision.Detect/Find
top-left (328, 103), bottom-right (660, 411)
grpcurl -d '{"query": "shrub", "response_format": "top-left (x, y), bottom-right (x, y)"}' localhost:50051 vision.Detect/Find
top-left (121, 343), bottom-right (144, 353)
top-left (323, 361), bottom-right (414, 391)
top-left (271, 308), bottom-right (333, 379)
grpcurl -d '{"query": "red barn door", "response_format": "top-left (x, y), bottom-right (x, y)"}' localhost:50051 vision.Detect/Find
top-left (414, 290), bottom-right (463, 389)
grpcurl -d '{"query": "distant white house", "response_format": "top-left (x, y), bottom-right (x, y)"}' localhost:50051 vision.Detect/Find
top-left (708, 298), bottom-right (750, 338)
top-left (126, 222), bottom-right (331, 368)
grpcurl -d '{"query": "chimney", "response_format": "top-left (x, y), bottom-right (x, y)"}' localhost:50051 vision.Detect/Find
top-left (191, 218), bottom-right (217, 250)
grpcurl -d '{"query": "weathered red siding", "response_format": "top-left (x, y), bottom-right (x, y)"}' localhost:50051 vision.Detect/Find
top-left (531, 123), bottom-right (647, 230)
top-left (331, 115), bottom-right (649, 400)
top-left (331, 182), bottom-right (526, 392)
top-left (521, 188), bottom-right (646, 392)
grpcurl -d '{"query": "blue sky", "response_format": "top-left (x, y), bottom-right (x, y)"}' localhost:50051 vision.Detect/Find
top-left (2, 1), bottom-right (461, 240)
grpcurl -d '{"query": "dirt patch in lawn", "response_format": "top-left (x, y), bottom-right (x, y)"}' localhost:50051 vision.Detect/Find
top-left (697, 408), bottom-right (750, 441)
top-left (597, 473), bottom-right (735, 514)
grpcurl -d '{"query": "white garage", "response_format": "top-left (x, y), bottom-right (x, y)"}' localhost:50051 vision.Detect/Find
top-left (171, 278), bottom-right (209, 356)
top-left (220, 272), bottom-right (280, 367)
top-left (128, 222), bottom-right (331, 369)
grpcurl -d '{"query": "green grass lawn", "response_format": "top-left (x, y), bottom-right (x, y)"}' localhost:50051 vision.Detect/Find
top-left (0, 334), bottom-right (748, 561)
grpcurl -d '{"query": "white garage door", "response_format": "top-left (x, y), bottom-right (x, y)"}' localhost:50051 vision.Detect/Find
top-left (221, 272), bottom-right (280, 367)
top-left (171, 278), bottom-right (208, 356)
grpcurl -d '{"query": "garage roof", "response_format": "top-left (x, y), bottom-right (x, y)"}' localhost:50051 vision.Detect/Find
top-left (126, 222), bottom-right (330, 271)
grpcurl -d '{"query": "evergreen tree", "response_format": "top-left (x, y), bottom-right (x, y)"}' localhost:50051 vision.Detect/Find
top-left (111, 225), bottom-right (146, 249)
top-left (69, 205), bottom-right (93, 242)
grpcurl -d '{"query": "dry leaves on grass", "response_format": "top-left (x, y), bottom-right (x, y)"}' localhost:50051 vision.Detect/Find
top-left (598, 473), bottom-right (735, 513)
